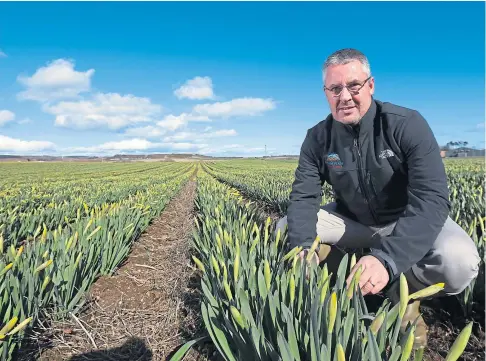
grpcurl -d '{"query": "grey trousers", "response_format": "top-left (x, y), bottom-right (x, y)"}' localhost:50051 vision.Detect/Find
top-left (276, 202), bottom-right (481, 296)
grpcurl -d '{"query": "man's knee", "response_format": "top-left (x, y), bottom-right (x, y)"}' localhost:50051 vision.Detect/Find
top-left (442, 244), bottom-right (480, 294)
top-left (416, 229), bottom-right (481, 295)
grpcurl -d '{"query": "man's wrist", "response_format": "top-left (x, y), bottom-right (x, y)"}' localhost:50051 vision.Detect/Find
top-left (367, 249), bottom-right (396, 282)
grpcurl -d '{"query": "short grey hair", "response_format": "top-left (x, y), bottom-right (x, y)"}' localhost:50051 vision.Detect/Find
top-left (322, 48), bottom-right (371, 79)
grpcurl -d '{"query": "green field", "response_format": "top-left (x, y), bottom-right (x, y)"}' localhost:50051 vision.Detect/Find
top-left (0, 158), bottom-right (483, 360)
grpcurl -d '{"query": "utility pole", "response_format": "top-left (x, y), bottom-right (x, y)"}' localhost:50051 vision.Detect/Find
top-left (265, 144), bottom-right (267, 158)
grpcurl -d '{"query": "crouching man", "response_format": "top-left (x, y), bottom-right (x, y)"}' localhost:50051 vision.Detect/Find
top-left (276, 48), bottom-right (481, 349)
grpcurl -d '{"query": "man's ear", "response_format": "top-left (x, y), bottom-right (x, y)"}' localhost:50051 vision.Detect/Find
top-left (368, 77), bottom-right (375, 95)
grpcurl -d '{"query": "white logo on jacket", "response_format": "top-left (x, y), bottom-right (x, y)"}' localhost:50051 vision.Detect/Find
top-left (379, 149), bottom-right (395, 159)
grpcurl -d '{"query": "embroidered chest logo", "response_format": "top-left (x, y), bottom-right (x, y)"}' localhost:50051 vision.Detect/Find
top-left (325, 153), bottom-right (343, 168)
top-left (379, 149), bottom-right (395, 159)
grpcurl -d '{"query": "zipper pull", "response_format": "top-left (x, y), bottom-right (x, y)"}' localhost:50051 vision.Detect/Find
top-left (354, 138), bottom-right (361, 156)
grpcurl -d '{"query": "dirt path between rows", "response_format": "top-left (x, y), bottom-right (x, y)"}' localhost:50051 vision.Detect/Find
top-left (26, 177), bottom-right (211, 361)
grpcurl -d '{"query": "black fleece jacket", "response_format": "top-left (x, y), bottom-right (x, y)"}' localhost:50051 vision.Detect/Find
top-left (286, 98), bottom-right (450, 281)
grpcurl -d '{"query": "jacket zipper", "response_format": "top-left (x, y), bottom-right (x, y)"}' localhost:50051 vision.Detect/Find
top-left (353, 136), bottom-right (379, 224)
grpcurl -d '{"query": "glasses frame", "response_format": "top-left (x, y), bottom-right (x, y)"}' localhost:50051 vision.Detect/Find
top-left (324, 76), bottom-right (372, 97)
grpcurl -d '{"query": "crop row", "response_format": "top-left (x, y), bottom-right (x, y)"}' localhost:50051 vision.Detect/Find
top-left (171, 168), bottom-right (473, 361)
top-left (0, 162), bottom-right (195, 360)
top-left (0, 162), bottom-right (192, 249)
top-left (202, 159), bottom-right (485, 316)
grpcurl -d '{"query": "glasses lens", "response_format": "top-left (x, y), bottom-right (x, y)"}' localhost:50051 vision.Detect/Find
top-left (332, 87), bottom-right (342, 95)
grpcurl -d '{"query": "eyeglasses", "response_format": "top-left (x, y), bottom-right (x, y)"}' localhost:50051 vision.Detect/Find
top-left (324, 76), bottom-right (371, 97)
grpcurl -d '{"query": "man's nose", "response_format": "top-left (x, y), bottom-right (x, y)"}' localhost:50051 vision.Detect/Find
top-left (339, 87), bottom-right (352, 101)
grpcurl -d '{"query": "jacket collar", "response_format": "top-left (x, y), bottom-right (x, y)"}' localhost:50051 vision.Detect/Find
top-left (333, 97), bottom-right (377, 137)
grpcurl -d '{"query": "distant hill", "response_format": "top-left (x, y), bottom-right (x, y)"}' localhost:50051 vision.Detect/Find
top-left (0, 153), bottom-right (211, 162)
top-left (0, 153), bottom-right (300, 162)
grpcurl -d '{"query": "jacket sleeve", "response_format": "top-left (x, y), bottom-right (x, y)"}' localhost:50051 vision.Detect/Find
top-left (287, 129), bottom-right (323, 250)
top-left (369, 110), bottom-right (450, 280)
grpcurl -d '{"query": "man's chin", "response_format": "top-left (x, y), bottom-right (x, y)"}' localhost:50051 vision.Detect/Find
top-left (334, 116), bottom-right (360, 125)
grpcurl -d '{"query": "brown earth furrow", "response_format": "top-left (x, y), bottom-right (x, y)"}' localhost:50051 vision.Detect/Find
top-left (24, 175), bottom-right (212, 361)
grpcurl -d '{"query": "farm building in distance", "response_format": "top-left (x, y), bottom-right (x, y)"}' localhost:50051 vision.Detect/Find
top-left (440, 147), bottom-right (486, 158)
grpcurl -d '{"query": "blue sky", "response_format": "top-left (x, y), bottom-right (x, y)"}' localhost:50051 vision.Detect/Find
top-left (0, 1), bottom-right (484, 157)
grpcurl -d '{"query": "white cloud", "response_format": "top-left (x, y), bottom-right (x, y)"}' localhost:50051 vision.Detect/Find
top-left (197, 143), bottom-right (278, 156)
top-left (162, 132), bottom-right (194, 142)
top-left (169, 142), bottom-right (209, 151)
top-left (44, 92), bottom-right (162, 130)
top-left (123, 115), bottom-right (218, 139)
top-left (0, 135), bottom-right (56, 153)
top-left (174, 76), bottom-right (214, 100)
top-left (123, 125), bottom-right (167, 138)
top-left (0, 110), bottom-right (15, 127)
top-left (17, 59), bottom-right (95, 102)
top-left (163, 129), bottom-right (237, 142)
top-left (211, 129), bottom-right (238, 137)
top-left (70, 138), bottom-right (161, 153)
top-left (67, 138), bottom-right (208, 154)
top-left (0, 50), bottom-right (6, 58)
top-left (193, 97), bottom-right (276, 118)
top-left (199, 144), bottom-right (272, 155)
top-left (156, 112), bottom-right (210, 131)
top-left (465, 122), bottom-right (486, 133)
top-left (156, 115), bottom-right (186, 131)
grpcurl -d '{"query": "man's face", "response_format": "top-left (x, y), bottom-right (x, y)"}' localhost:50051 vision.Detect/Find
top-left (323, 60), bottom-right (374, 125)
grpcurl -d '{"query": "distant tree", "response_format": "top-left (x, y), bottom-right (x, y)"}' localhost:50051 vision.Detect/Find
top-left (444, 140), bottom-right (470, 156)
top-left (446, 140), bottom-right (468, 149)
top-left (446, 141), bottom-right (456, 149)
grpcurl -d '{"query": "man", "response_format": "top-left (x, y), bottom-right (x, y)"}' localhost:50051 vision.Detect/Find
top-left (276, 48), bottom-right (480, 348)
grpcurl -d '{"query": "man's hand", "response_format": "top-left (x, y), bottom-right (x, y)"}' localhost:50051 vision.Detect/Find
top-left (346, 255), bottom-right (389, 295)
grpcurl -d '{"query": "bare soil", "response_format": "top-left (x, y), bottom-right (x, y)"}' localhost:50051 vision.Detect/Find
top-left (421, 296), bottom-right (485, 361)
top-left (22, 177), bottom-right (213, 361)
